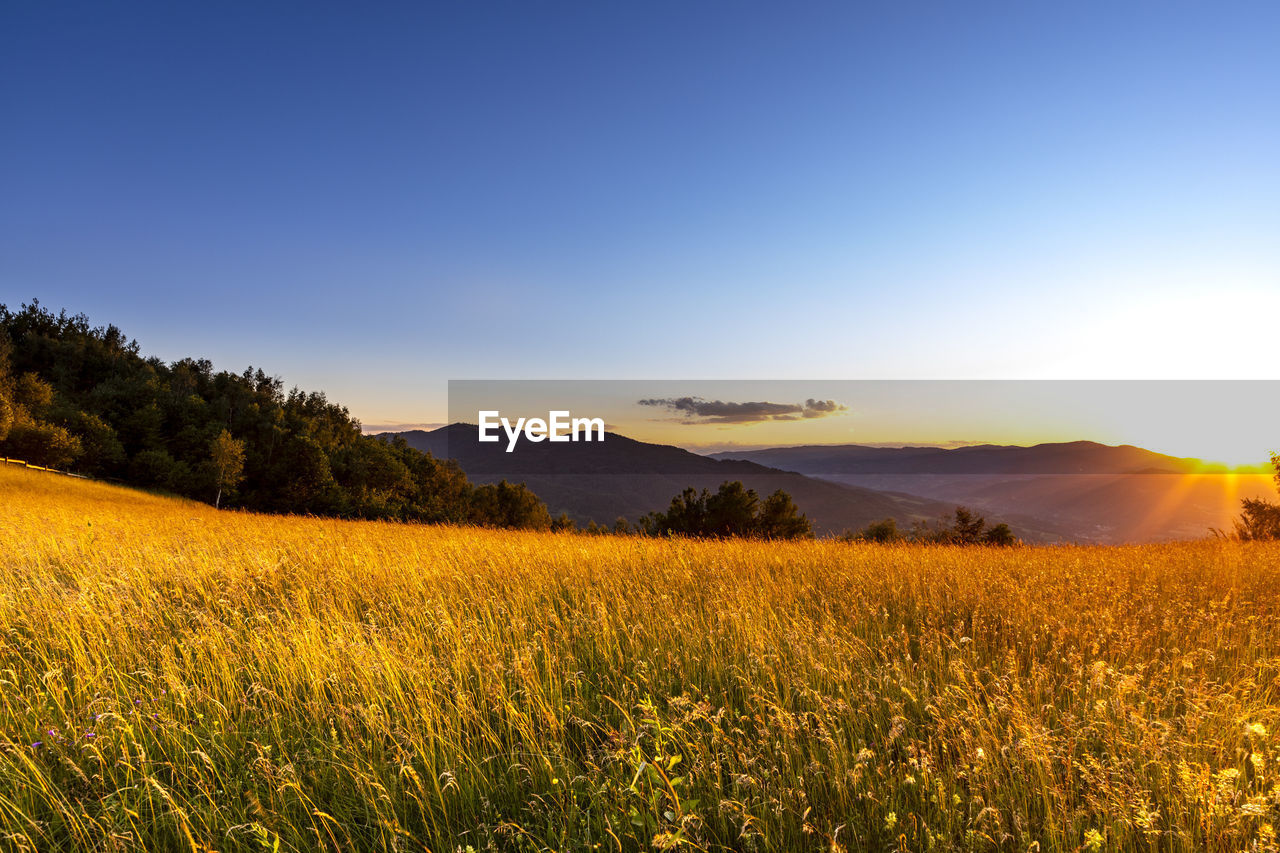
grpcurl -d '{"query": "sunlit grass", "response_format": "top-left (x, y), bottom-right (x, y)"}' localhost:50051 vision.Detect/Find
top-left (1, 465), bottom-right (1279, 851)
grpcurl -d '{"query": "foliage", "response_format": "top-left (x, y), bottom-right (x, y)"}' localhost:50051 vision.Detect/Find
top-left (847, 516), bottom-right (906, 543)
top-left (849, 506), bottom-right (1018, 546)
top-left (640, 481), bottom-right (813, 539)
top-left (0, 301), bottom-right (549, 528)
top-left (1234, 454), bottom-right (1280, 541)
top-left (3, 465), bottom-right (1280, 851)
top-left (209, 428), bottom-right (246, 508)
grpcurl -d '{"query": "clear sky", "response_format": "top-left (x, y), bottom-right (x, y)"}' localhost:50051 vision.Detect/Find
top-left (3, 2), bottom-right (1278, 435)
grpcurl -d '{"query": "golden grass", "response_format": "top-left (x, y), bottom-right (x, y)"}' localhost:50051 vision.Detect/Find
top-left (1, 465), bottom-right (1279, 852)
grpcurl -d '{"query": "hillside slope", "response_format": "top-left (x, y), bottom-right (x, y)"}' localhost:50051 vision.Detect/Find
top-left (382, 423), bottom-right (958, 534)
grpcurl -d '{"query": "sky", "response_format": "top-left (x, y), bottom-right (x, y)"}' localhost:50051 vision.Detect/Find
top-left (448, 380), bottom-right (1280, 467)
top-left (3, 2), bottom-right (1278, 448)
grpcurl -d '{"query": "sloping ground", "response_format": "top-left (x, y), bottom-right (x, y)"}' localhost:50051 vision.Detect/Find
top-left (3, 464), bottom-right (1280, 851)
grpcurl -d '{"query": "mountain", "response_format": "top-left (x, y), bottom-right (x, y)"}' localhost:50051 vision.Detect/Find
top-left (378, 424), bottom-right (960, 535)
top-left (708, 442), bottom-right (1275, 542)
top-left (708, 440), bottom-right (1210, 475)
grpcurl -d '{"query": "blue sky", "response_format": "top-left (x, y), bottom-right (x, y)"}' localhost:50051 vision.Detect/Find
top-left (3, 2), bottom-right (1278, 429)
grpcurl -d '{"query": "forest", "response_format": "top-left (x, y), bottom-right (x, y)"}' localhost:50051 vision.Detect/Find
top-left (0, 301), bottom-right (551, 528)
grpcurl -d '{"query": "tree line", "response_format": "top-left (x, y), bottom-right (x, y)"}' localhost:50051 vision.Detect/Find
top-left (0, 302), bottom-right (551, 529)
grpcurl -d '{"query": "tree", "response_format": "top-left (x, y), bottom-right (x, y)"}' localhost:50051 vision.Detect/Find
top-left (3, 420), bottom-right (81, 468)
top-left (0, 332), bottom-right (12, 442)
top-left (1233, 453), bottom-right (1280, 540)
top-left (852, 507), bottom-right (1020, 546)
top-left (704, 480), bottom-right (759, 537)
top-left (951, 507), bottom-right (987, 544)
top-left (757, 489), bottom-right (812, 539)
top-left (849, 518), bottom-right (904, 543)
top-left (209, 429), bottom-right (246, 509)
top-left (641, 481), bottom-right (812, 539)
top-left (468, 480), bottom-right (552, 529)
top-left (982, 522), bottom-right (1016, 546)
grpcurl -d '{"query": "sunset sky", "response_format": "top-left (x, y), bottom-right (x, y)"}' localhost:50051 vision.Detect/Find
top-left (3, 2), bottom-right (1278, 459)
top-left (448, 380), bottom-right (1279, 468)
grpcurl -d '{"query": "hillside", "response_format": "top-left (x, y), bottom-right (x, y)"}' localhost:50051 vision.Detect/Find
top-left (5, 463), bottom-right (1280, 851)
top-left (710, 441), bottom-right (1276, 541)
top-left (382, 423), bottom-right (959, 534)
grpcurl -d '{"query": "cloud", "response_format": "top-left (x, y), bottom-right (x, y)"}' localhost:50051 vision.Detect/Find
top-left (638, 397), bottom-right (848, 425)
top-left (843, 439), bottom-right (994, 449)
top-left (361, 422), bottom-right (447, 434)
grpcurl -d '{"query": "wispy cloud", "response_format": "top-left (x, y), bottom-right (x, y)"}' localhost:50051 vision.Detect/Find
top-left (361, 422), bottom-right (447, 434)
top-left (638, 397), bottom-right (848, 425)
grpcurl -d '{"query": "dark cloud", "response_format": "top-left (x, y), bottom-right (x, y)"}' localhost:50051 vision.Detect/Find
top-left (639, 397), bottom-right (848, 425)
top-left (802, 398), bottom-right (843, 418)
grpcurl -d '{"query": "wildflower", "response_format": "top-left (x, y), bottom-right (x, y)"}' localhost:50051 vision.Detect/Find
top-left (884, 812), bottom-right (897, 830)
top-left (1083, 828), bottom-right (1104, 852)
top-left (30, 741), bottom-right (42, 749)
top-left (1246, 722), bottom-right (1267, 738)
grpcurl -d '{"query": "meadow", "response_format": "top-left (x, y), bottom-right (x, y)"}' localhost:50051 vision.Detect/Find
top-left (1, 465), bottom-right (1278, 852)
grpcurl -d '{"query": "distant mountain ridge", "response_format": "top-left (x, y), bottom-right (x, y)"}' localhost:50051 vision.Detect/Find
top-left (379, 424), bottom-right (961, 535)
top-left (707, 440), bottom-right (1207, 475)
top-left (708, 441), bottom-right (1274, 542)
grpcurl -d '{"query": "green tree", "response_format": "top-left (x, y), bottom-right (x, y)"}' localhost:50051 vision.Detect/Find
top-left (1234, 453), bottom-right (1280, 540)
top-left (756, 489), bottom-right (813, 539)
top-left (210, 429), bottom-right (246, 509)
top-left (850, 518), bottom-right (904, 543)
top-left (469, 480), bottom-right (552, 529)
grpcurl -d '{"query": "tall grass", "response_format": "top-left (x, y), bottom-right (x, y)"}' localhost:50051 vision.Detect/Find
top-left (1, 465), bottom-right (1278, 851)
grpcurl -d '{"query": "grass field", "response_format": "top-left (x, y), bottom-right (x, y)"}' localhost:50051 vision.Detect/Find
top-left (1, 465), bottom-right (1279, 852)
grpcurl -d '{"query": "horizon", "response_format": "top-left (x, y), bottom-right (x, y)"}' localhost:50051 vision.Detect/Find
top-left (11, 296), bottom-right (1277, 467)
top-left (371, 422), bottom-right (1274, 473)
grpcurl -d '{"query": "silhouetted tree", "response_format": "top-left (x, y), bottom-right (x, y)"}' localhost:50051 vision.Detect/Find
top-left (641, 481), bottom-right (812, 539)
top-left (912, 506), bottom-right (1019, 546)
top-left (1233, 454), bottom-right (1280, 540)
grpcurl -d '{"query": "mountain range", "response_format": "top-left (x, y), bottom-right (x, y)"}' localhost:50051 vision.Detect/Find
top-left (377, 426), bottom-right (1274, 542)
top-left (709, 442), bottom-right (1275, 542)
top-left (382, 424), bottom-right (956, 536)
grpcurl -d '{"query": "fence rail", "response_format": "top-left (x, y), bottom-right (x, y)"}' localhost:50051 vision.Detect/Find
top-left (2, 457), bottom-right (89, 478)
